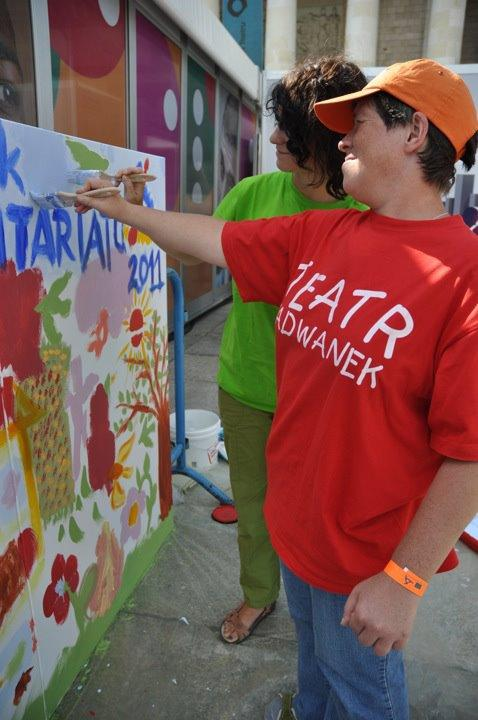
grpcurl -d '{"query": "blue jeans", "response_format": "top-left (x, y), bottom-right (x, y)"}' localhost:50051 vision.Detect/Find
top-left (281, 562), bottom-right (409, 720)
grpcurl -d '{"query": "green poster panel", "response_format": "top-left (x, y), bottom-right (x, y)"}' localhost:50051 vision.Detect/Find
top-left (184, 57), bottom-right (215, 215)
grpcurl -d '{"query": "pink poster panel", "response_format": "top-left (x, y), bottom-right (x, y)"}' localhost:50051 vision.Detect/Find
top-left (136, 13), bottom-right (181, 212)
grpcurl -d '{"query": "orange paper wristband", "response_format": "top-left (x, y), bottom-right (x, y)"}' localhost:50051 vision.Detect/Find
top-left (383, 560), bottom-right (428, 597)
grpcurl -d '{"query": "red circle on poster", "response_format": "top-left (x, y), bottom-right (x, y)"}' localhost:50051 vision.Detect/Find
top-left (48, 0), bottom-right (125, 78)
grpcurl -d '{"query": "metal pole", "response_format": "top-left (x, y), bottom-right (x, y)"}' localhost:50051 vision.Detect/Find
top-left (167, 268), bottom-right (233, 505)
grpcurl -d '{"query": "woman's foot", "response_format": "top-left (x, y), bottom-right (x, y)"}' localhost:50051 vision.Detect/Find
top-left (264, 693), bottom-right (298, 720)
top-left (220, 601), bottom-right (276, 644)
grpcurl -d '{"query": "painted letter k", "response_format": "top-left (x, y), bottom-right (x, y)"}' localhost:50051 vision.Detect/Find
top-left (0, 120), bottom-right (25, 195)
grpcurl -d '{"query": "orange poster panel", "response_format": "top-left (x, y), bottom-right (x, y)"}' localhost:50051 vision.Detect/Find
top-left (48, 0), bottom-right (126, 146)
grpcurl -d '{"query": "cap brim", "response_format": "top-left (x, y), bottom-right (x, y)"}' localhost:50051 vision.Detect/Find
top-left (314, 86), bottom-right (381, 133)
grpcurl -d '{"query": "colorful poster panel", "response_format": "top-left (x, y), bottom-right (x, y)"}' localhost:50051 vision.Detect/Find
top-left (217, 85), bottom-right (239, 204)
top-left (184, 57), bottom-right (215, 215)
top-left (0, 0), bottom-right (37, 126)
top-left (136, 12), bottom-right (181, 213)
top-left (214, 86), bottom-right (239, 290)
top-left (0, 118), bottom-right (172, 719)
top-left (48, 0), bottom-right (127, 147)
top-left (239, 104), bottom-right (256, 180)
top-left (183, 57), bottom-right (215, 304)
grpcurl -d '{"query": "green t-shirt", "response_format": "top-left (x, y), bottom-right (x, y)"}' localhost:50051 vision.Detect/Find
top-left (214, 171), bottom-right (366, 412)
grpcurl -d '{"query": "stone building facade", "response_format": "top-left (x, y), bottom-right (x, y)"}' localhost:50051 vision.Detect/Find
top-left (296, 0), bottom-right (478, 66)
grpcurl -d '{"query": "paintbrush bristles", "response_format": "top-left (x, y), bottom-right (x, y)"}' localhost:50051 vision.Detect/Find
top-left (30, 187), bottom-right (120, 209)
top-left (67, 170), bottom-right (156, 185)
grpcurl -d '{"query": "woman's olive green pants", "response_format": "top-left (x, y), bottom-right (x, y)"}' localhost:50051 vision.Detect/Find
top-left (218, 387), bottom-right (280, 608)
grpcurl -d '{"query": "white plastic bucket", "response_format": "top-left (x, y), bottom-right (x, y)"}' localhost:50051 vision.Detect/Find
top-left (170, 409), bottom-right (220, 471)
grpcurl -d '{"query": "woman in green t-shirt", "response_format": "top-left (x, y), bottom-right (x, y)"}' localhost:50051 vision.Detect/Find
top-left (214, 57), bottom-right (367, 644)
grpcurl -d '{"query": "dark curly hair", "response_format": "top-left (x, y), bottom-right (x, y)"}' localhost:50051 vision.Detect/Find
top-left (266, 56), bottom-right (366, 199)
top-left (371, 91), bottom-right (477, 194)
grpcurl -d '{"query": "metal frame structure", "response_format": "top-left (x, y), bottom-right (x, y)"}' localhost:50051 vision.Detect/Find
top-left (168, 268), bottom-right (233, 506)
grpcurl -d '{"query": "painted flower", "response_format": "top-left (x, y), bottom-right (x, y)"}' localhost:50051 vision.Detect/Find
top-left (0, 528), bottom-right (38, 629)
top-left (119, 290), bottom-right (152, 358)
top-left (43, 554), bottom-right (79, 624)
top-left (29, 618), bottom-right (38, 653)
top-left (108, 433), bottom-right (135, 509)
top-left (88, 522), bottom-right (123, 618)
top-left (87, 383), bottom-right (115, 494)
top-left (122, 160), bottom-right (153, 246)
top-left (87, 308), bottom-right (109, 358)
top-left (120, 487), bottom-right (146, 545)
top-left (13, 666), bottom-right (33, 705)
top-left (0, 468), bottom-right (20, 509)
top-left (0, 260), bottom-right (44, 381)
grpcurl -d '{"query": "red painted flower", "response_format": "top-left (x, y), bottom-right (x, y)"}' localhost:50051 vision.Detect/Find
top-left (13, 666), bottom-right (33, 705)
top-left (43, 554), bottom-right (79, 624)
top-left (129, 307), bottom-right (144, 347)
top-left (127, 227), bottom-right (138, 247)
top-left (87, 383), bottom-right (115, 494)
top-left (120, 291), bottom-right (152, 359)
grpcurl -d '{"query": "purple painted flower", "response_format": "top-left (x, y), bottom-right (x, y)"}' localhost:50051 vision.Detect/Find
top-left (1, 468), bottom-right (20, 509)
top-left (120, 488), bottom-right (146, 545)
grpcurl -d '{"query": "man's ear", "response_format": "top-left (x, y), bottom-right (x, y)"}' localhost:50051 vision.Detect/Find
top-left (405, 111), bottom-right (429, 155)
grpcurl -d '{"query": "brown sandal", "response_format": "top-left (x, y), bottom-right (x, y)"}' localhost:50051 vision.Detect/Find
top-left (220, 601), bottom-right (276, 644)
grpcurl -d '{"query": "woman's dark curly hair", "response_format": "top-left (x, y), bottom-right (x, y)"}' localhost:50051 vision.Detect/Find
top-left (266, 56), bottom-right (366, 199)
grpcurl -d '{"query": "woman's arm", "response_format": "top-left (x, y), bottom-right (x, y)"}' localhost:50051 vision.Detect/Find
top-left (76, 178), bottom-right (227, 267)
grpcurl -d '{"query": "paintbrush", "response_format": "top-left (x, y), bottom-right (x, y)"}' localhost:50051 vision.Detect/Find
top-left (67, 169), bottom-right (156, 185)
top-left (30, 186), bottom-right (120, 209)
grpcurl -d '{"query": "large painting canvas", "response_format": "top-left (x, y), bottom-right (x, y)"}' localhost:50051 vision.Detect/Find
top-left (0, 118), bottom-right (172, 719)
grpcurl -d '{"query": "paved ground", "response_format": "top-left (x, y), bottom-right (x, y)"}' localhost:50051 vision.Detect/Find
top-left (56, 300), bottom-right (478, 720)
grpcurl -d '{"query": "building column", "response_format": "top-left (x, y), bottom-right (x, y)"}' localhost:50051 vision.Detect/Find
top-left (203, 0), bottom-right (220, 16)
top-left (264, 0), bottom-right (297, 71)
top-left (344, 0), bottom-right (379, 67)
top-left (424, 0), bottom-right (467, 64)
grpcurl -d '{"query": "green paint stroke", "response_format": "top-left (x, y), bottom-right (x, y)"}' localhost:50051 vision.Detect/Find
top-left (36, 271), bottom-right (72, 346)
top-left (92, 501), bottom-right (103, 522)
top-left (66, 139), bottom-right (109, 171)
top-left (69, 516), bottom-right (85, 543)
top-left (80, 467), bottom-right (91, 499)
top-left (70, 563), bottom-right (97, 634)
top-left (58, 523), bottom-right (65, 542)
top-left (95, 638), bottom-right (110, 657)
top-left (50, 49), bottom-right (60, 107)
top-left (23, 515), bottom-right (174, 720)
top-left (77, 564), bottom-right (98, 618)
top-left (6, 641), bottom-right (26, 681)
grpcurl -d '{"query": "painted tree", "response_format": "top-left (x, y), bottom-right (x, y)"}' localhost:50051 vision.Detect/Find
top-left (117, 292), bottom-right (172, 520)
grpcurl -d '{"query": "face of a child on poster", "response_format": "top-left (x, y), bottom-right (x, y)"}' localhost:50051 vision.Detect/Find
top-left (0, 1), bottom-right (24, 122)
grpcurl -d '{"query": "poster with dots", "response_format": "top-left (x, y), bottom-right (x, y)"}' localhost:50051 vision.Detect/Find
top-left (48, 0), bottom-right (127, 147)
top-left (216, 85), bottom-right (239, 205)
top-left (136, 12), bottom-right (181, 212)
top-left (184, 57), bottom-right (216, 215)
top-left (239, 104), bottom-right (256, 181)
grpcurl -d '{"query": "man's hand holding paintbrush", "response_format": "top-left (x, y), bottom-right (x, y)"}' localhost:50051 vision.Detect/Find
top-left (75, 166), bottom-right (146, 215)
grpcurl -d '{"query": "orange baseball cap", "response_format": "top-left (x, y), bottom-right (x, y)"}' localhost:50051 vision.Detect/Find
top-left (314, 58), bottom-right (478, 160)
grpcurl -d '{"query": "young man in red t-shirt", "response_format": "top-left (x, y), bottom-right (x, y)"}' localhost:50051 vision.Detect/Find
top-left (77, 59), bottom-right (478, 720)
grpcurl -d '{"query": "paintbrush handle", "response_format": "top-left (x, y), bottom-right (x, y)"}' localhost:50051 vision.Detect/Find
top-left (116, 172), bottom-right (156, 183)
top-left (57, 187), bottom-right (121, 201)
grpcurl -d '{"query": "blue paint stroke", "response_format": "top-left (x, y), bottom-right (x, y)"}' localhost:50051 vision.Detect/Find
top-left (0, 119), bottom-right (25, 195)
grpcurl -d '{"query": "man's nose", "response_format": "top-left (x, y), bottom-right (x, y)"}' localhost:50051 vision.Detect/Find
top-left (338, 134), bottom-right (351, 154)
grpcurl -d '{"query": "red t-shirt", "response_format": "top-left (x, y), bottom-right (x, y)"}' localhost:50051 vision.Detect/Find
top-left (222, 209), bottom-right (478, 594)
